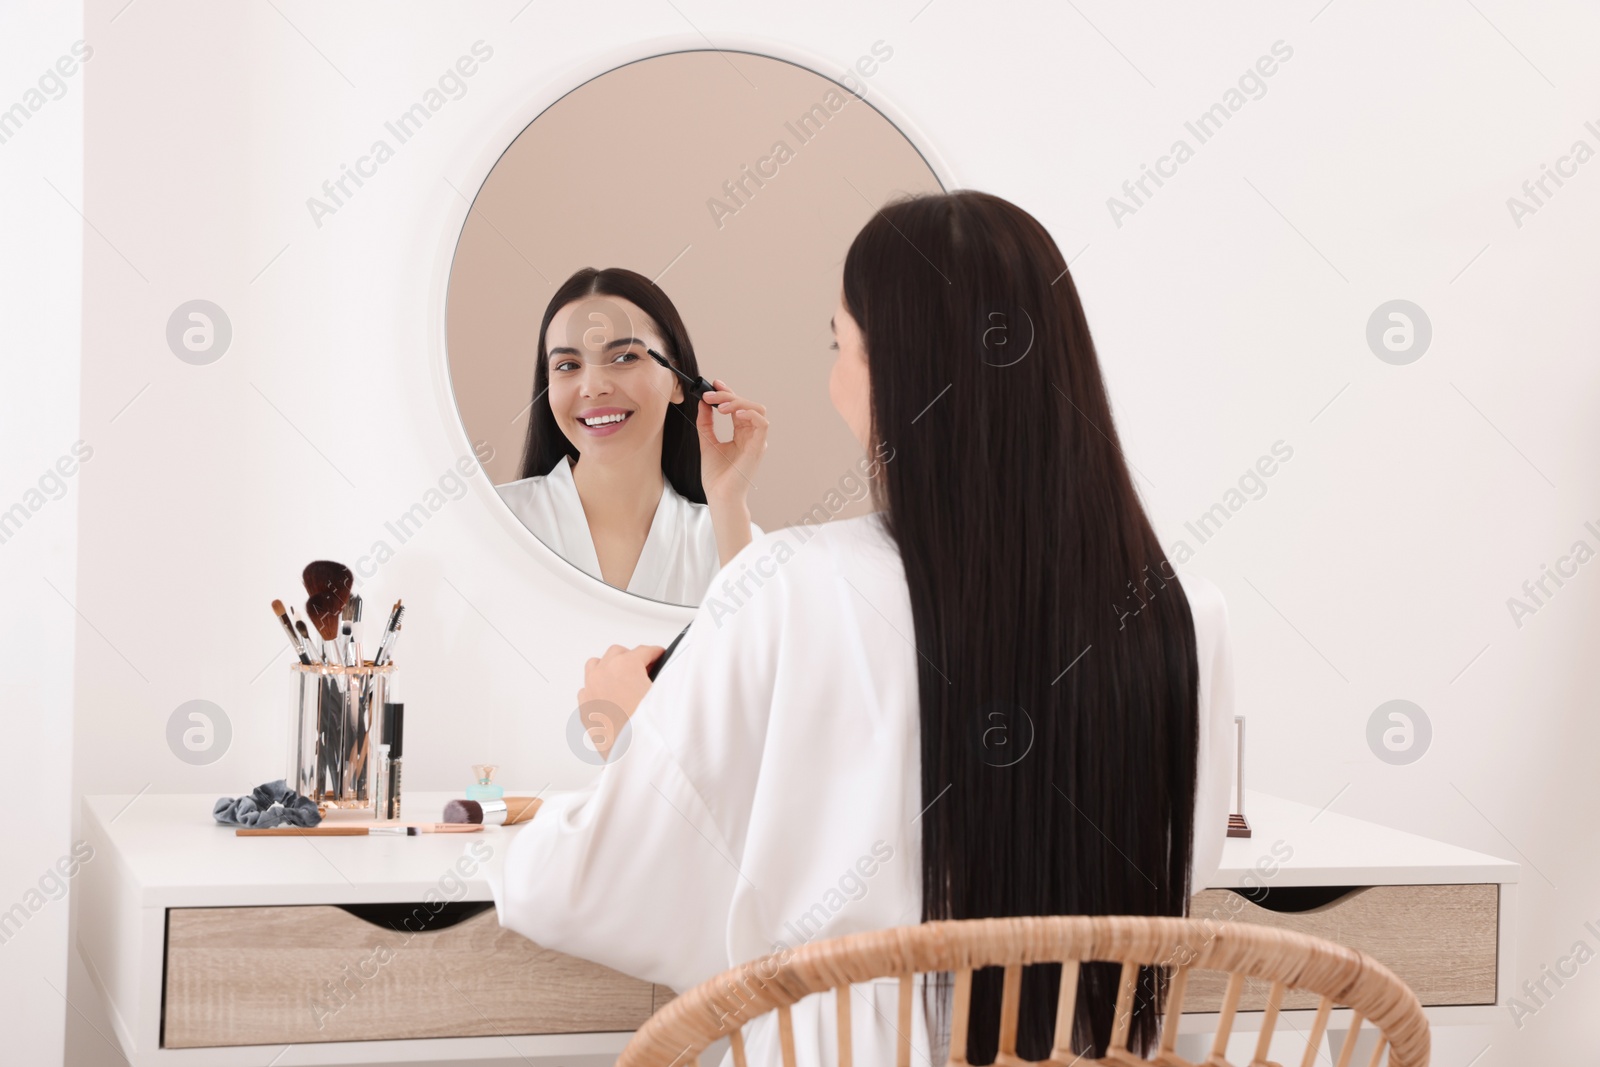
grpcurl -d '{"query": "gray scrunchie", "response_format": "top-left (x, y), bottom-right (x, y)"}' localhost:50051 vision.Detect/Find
top-left (213, 779), bottom-right (322, 828)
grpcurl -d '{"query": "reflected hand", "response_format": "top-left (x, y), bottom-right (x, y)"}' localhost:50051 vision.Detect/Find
top-left (697, 379), bottom-right (768, 504)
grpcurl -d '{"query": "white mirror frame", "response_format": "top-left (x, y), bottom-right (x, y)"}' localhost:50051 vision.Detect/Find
top-left (427, 33), bottom-right (958, 620)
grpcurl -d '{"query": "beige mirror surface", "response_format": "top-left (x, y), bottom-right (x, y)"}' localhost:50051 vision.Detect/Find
top-left (446, 48), bottom-right (944, 606)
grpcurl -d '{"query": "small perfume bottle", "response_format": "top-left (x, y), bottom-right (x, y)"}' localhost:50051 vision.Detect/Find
top-left (466, 764), bottom-right (504, 802)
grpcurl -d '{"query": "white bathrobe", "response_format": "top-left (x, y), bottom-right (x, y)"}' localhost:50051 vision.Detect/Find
top-left (487, 513), bottom-right (1236, 1067)
top-left (496, 455), bottom-right (762, 604)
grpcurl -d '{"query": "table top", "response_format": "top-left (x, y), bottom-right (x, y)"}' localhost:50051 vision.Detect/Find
top-left (85, 787), bottom-right (1517, 909)
top-left (1214, 789), bottom-right (1517, 888)
top-left (86, 791), bottom-right (513, 907)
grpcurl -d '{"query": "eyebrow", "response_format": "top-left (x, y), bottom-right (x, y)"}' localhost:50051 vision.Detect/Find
top-left (829, 316), bottom-right (835, 333)
top-left (548, 336), bottom-right (648, 359)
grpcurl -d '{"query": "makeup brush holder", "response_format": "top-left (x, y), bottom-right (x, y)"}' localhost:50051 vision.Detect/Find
top-left (288, 661), bottom-right (395, 811)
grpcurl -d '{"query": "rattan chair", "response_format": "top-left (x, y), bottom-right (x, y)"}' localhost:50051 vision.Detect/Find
top-left (616, 915), bottom-right (1429, 1067)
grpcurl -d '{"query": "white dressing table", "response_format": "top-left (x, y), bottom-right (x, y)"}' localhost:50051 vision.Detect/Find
top-left (77, 789), bottom-right (1515, 1065)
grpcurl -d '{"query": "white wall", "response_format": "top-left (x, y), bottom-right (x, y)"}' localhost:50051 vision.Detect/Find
top-left (0, 0), bottom-right (85, 1061)
top-left (52, 0), bottom-right (1600, 1062)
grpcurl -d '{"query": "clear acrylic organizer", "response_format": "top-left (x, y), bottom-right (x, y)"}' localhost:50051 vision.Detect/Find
top-left (289, 661), bottom-right (395, 811)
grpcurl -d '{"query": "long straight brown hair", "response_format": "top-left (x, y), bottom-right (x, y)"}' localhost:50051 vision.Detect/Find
top-left (518, 267), bottom-right (706, 503)
top-left (843, 191), bottom-right (1200, 1061)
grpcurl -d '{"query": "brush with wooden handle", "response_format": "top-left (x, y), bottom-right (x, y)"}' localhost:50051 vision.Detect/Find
top-left (442, 796), bottom-right (543, 826)
top-left (271, 599), bottom-right (313, 665)
top-left (236, 823), bottom-right (484, 837)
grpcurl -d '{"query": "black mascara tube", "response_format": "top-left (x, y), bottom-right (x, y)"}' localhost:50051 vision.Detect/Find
top-left (382, 702), bottom-right (404, 819)
top-left (647, 623), bottom-right (692, 681)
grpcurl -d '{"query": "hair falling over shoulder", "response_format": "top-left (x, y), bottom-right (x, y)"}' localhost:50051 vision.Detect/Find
top-left (843, 190), bottom-right (1199, 1062)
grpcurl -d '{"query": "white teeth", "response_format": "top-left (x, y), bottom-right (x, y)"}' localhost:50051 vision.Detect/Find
top-left (582, 413), bottom-right (629, 426)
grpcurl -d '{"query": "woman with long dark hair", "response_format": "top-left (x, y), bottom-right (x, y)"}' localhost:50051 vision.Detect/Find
top-left (492, 192), bottom-right (1235, 1065)
top-left (495, 267), bottom-right (768, 603)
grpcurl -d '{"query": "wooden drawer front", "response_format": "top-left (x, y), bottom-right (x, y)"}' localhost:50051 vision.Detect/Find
top-left (1184, 884), bottom-right (1498, 1011)
top-left (164, 905), bottom-right (665, 1048)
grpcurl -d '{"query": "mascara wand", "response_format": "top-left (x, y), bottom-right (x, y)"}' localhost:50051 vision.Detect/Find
top-left (648, 348), bottom-right (715, 404)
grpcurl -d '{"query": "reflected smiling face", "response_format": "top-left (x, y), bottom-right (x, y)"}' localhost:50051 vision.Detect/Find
top-left (829, 287), bottom-right (872, 451)
top-left (544, 295), bottom-right (683, 461)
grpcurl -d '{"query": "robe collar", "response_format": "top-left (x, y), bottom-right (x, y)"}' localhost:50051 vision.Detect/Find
top-left (550, 455), bottom-right (685, 600)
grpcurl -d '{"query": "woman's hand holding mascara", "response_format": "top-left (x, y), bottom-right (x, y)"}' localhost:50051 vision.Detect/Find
top-left (698, 379), bottom-right (768, 566)
top-left (697, 379), bottom-right (768, 501)
top-left (578, 643), bottom-right (665, 761)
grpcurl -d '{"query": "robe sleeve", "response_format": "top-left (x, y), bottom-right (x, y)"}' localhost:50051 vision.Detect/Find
top-left (488, 532), bottom-right (789, 994)
top-left (1184, 571), bottom-right (1236, 895)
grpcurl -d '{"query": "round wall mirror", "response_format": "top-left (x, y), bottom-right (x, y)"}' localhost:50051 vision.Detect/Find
top-left (446, 48), bottom-right (945, 606)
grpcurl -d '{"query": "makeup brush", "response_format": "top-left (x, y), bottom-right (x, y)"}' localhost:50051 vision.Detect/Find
top-left (302, 560), bottom-right (354, 600)
top-left (373, 604), bottom-right (404, 666)
top-left (272, 599), bottom-right (312, 665)
top-left (236, 823), bottom-right (484, 837)
top-left (350, 595), bottom-right (364, 661)
top-left (378, 598), bottom-right (402, 638)
top-left (298, 575), bottom-right (349, 798)
top-left (648, 348), bottom-right (716, 404)
top-left (289, 603), bottom-right (309, 642)
top-left (305, 593), bottom-right (348, 723)
top-left (442, 796), bottom-right (542, 826)
top-left (374, 621), bottom-right (402, 667)
top-left (306, 591), bottom-right (345, 643)
top-left (294, 619), bottom-right (323, 664)
top-left (339, 599), bottom-right (357, 666)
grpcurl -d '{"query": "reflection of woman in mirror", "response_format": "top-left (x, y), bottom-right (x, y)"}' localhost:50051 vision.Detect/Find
top-left (495, 268), bottom-right (768, 603)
